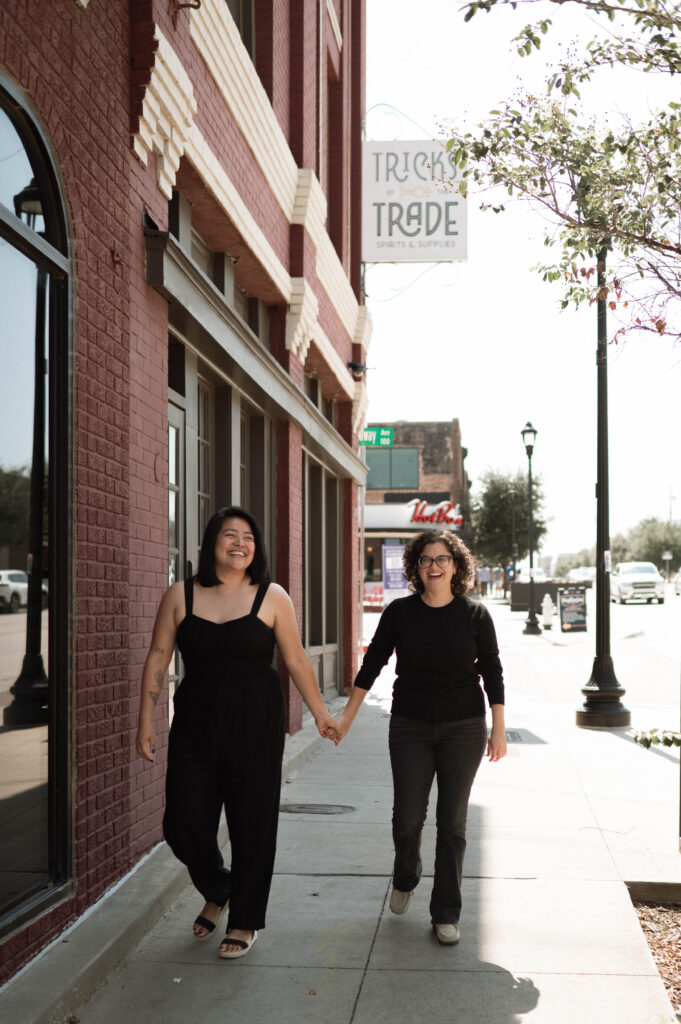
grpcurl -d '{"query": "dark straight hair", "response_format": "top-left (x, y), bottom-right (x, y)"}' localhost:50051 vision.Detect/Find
top-left (195, 506), bottom-right (270, 587)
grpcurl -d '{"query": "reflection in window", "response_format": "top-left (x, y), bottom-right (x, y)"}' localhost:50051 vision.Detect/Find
top-left (0, 80), bottom-right (69, 927)
top-left (226, 0), bottom-right (254, 58)
top-left (0, 220), bottom-right (50, 913)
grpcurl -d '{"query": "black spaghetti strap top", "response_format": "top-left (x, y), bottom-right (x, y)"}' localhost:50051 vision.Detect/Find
top-left (176, 577), bottom-right (276, 681)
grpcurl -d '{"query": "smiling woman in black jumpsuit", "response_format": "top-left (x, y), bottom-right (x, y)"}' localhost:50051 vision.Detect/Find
top-left (136, 507), bottom-right (339, 959)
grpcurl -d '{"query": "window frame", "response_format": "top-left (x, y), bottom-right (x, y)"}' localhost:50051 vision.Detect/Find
top-left (0, 74), bottom-right (73, 936)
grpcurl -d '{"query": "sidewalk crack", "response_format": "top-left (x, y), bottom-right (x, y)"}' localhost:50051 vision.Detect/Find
top-left (348, 879), bottom-right (391, 1023)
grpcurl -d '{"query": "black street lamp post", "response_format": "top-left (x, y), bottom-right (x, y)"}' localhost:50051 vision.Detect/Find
top-left (521, 422), bottom-right (541, 636)
top-left (4, 179), bottom-right (49, 727)
top-left (576, 243), bottom-right (630, 728)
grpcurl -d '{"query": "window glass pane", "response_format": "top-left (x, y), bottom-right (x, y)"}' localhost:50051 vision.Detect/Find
top-left (168, 425), bottom-right (177, 486)
top-left (391, 449), bottom-right (419, 489)
top-left (0, 239), bottom-right (50, 914)
top-left (365, 448), bottom-right (390, 489)
top-left (0, 108), bottom-right (46, 235)
top-left (168, 490), bottom-right (177, 549)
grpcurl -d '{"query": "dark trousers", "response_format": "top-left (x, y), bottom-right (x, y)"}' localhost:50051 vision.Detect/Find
top-left (389, 714), bottom-right (487, 924)
top-left (163, 673), bottom-right (284, 932)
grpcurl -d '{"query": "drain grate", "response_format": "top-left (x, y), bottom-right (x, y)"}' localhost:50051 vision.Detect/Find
top-left (279, 803), bottom-right (355, 815)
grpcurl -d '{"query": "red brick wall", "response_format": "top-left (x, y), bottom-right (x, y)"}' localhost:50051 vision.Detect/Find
top-left (0, 0), bottom-right (366, 981)
top-left (0, 0), bottom-right (136, 982)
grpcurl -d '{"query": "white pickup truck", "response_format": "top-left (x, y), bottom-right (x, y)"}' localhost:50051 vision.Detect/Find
top-left (610, 561), bottom-right (665, 605)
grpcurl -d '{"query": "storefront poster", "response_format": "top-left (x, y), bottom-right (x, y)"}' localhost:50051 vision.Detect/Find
top-left (382, 544), bottom-right (410, 606)
top-left (558, 586), bottom-right (587, 633)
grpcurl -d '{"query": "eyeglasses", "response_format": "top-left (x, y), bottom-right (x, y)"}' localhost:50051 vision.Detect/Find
top-left (418, 555), bottom-right (453, 569)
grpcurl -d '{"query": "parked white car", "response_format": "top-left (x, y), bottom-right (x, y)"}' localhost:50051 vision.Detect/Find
top-left (610, 562), bottom-right (665, 604)
top-left (0, 570), bottom-right (29, 612)
top-left (675, 570), bottom-right (681, 596)
top-left (0, 570), bottom-right (48, 612)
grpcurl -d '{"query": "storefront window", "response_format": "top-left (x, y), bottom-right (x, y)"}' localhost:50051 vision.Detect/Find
top-left (0, 81), bottom-right (70, 928)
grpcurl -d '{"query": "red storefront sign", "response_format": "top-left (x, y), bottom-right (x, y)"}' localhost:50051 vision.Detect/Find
top-left (407, 499), bottom-right (463, 526)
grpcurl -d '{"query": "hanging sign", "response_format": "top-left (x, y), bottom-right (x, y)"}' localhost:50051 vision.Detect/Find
top-left (362, 141), bottom-right (467, 263)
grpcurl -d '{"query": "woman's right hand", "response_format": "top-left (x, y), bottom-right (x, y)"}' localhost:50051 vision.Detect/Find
top-left (333, 713), bottom-right (352, 743)
top-left (136, 723), bottom-right (156, 762)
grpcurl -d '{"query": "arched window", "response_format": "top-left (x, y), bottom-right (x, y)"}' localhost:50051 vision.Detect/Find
top-left (0, 75), bottom-right (71, 929)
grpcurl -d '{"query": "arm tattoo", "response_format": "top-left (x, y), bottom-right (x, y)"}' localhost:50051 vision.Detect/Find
top-left (147, 668), bottom-right (166, 706)
top-left (153, 645), bottom-right (165, 654)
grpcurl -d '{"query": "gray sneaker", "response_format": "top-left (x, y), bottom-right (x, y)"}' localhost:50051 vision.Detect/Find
top-left (389, 887), bottom-right (414, 915)
top-left (433, 923), bottom-right (460, 945)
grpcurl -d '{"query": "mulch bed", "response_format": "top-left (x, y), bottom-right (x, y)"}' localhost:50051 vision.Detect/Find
top-left (633, 900), bottom-right (681, 1016)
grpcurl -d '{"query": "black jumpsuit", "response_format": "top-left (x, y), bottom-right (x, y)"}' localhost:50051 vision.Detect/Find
top-left (163, 577), bottom-right (285, 932)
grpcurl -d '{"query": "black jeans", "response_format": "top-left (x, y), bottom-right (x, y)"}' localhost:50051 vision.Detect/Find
top-left (388, 714), bottom-right (487, 924)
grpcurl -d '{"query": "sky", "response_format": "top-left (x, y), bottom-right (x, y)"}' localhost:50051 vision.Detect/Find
top-left (364, 0), bottom-right (681, 557)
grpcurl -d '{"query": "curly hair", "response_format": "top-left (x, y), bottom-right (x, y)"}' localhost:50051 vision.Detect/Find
top-left (403, 529), bottom-right (476, 597)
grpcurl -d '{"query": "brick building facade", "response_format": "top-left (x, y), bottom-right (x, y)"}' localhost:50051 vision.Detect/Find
top-left (362, 421), bottom-right (470, 600)
top-left (0, 0), bottom-right (369, 981)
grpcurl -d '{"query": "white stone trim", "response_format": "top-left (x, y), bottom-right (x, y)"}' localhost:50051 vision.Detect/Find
top-left (311, 322), bottom-right (355, 400)
top-left (353, 304), bottom-right (373, 354)
top-left (326, 0), bottom-right (343, 52)
top-left (352, 379), bottom-right (369, 435)
top-left (190, 0), bottom-right (299, 220)
top-left (185, 127), bottom-right (292, 302)
top-left (316, 232), bottom-right (359, 339)
top-left (292, 169), bottom-right (327, 246)
top-left (191, 3), bottom-right (363, 348)
top-left (133, 28), bottom-right (197, 200)
top-left (285, 279), bottom-right (319, 363)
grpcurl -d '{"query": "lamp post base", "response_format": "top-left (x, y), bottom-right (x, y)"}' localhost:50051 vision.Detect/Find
top-left (576, 655), bottom-right (630, 728)
top-left (523, 613), bottom-right (542, 635)
top-left (4, 653), bottom-right (48, 727)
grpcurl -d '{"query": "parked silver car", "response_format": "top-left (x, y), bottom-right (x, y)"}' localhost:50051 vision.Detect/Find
top-left (610, 562), bottom-right (665, 604)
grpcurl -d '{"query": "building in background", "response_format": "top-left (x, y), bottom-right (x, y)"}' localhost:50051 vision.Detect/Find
top-left (0, 0), bottom-right (368, 980)
top-left (362, 420), bottom-right (470, 605)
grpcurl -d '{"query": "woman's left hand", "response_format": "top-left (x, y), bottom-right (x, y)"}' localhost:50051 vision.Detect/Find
top-left (487, 723), bottom-right (507, 762)
top-left (315, 709), bottom-right (341, 744)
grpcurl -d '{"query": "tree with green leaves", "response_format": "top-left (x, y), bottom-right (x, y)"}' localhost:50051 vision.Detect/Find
top-left (472, 468), bottom-right (547, 567)
top-left (448, 0), bottom-right (681, 341)
top-left (624, 515), bottom-right (681, 567)
top-left (554, 546), bottom-right (596, 578)
top-left (0, 465), bottom-right (30, 549)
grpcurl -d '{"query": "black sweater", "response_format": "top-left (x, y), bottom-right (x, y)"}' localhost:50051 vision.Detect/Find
top-left (354, 594), bottom-right (505, 722)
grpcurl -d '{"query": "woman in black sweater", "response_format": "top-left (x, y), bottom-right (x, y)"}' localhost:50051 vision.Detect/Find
top-left (336, 529), bottom-right (506, 945)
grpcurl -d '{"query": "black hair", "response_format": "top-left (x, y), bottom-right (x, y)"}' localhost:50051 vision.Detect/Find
top-left (403, 529), bottom-right (475, 597)
top-left (195, 506), bottom-right (269, 587)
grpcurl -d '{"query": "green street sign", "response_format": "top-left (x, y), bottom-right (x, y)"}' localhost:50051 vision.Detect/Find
top-left (360, 427), bottom-right (394, 447)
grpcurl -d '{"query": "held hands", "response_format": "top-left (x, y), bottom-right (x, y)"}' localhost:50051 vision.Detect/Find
top-left (487, 723), bottom-right (507, 762)
top-left (315, 709), bottom-right (342, 745)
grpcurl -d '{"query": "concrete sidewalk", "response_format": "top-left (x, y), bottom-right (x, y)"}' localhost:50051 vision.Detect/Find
top-left (1, 598), bottom-right (680, 1024)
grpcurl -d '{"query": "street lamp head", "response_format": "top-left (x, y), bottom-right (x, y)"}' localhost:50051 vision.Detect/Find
top-left (521, 421), bottom-right (537, 456)
top-left (13, 178), bottom-right (43, 228)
